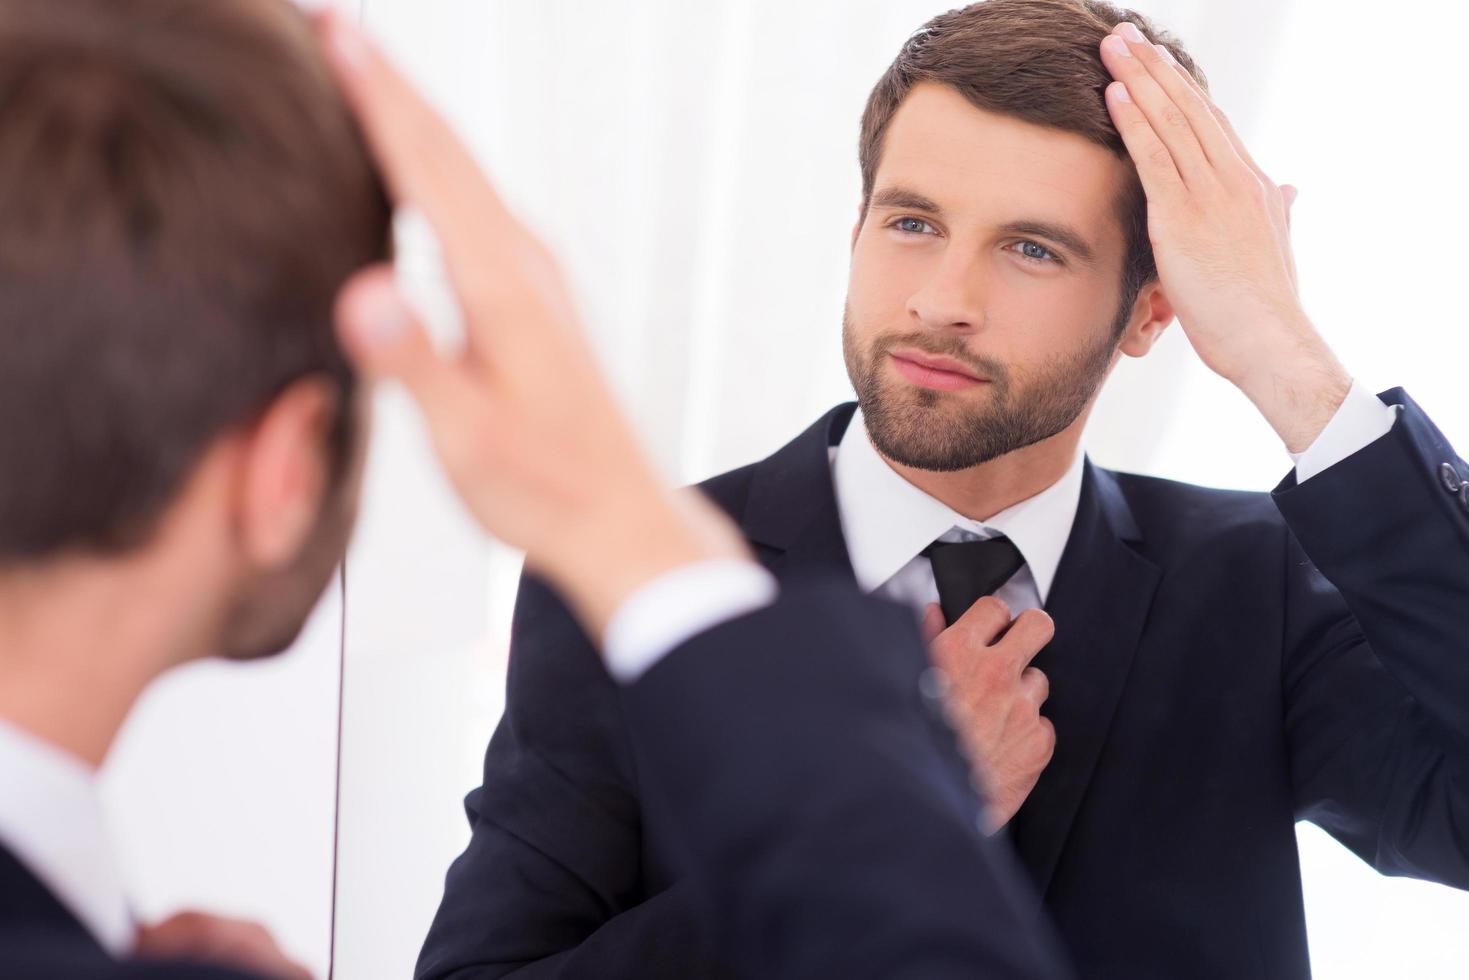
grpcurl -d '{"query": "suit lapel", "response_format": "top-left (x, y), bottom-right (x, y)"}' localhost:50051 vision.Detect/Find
top-left (743, 403), bottom-right (859, 582)
top-left (1007, 461), bottom-right (1160, 894)
top-left (0, 842), bottom-right (108, 954)
top-left (737, 413), bottom-right (1159, 894)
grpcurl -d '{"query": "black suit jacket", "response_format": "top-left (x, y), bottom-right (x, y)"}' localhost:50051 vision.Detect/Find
top-left (0, 843), bottom-right (262, 980)
top-left (0, 588), bottom-right (1068, 980)
top-left (418, 389), bottom-right (1469, 980)
top-left (620, 579), bottom-right (1070, 980)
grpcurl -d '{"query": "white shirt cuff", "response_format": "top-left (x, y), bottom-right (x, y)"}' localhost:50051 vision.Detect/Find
top-left (603, 560), bottom-right (779, 683)
top-left (1288, 380), bottom-right (1400, 484)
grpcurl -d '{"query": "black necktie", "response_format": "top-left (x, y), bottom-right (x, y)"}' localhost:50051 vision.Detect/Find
top-left (924, 536), bottom-right (1025, 626)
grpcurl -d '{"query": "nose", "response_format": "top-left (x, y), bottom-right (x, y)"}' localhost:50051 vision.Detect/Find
top-left (906, 250), bottom-right (987, 333)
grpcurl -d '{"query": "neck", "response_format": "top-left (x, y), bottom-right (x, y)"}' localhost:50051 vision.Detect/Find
top-left (877, 412), bottom-right (1088, 522)
top-left (0, 553), bottom-right (223, 769)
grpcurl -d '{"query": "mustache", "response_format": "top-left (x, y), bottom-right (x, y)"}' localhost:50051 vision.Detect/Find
top-left (870, 333), bottom-right (1008, 384)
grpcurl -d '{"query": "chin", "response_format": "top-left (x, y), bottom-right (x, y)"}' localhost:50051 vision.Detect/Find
top-left (217, 606), bottom-right (317, 662)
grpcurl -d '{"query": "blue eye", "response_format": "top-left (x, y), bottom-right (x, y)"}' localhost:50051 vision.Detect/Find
top-left (1014, 240), bottom-right (1059, 263)
top-left (893, 217), bottom-right (936, 236)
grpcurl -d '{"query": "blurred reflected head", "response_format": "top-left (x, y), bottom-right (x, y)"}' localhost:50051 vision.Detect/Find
top-left (0, 0), bottom-right (391, 658)
top-left (844, 0), bottom-right (1204, 471)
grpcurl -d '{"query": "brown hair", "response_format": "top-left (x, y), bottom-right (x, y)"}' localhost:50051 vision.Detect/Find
top-left (0, 0), bottom-right (392, 561)
top-left (859, 0), bottom-right (1205, 314)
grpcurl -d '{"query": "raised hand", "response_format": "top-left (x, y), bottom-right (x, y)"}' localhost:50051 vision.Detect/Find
top-left (311, 11), bottom-right (749, 640)
top-left (1100, 22), bottom-right (1351, 453)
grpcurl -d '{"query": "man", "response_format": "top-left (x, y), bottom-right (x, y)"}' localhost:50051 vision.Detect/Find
top-left (0, 2), bottom-right (1068, 978)
top-left (417, 2), bottom-right (1469, 979)
top-left (0, 1), bottom-right (387, 975)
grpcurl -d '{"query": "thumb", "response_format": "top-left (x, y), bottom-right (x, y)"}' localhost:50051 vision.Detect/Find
top-left (1280, 184), bottom-right (1298, 230)
top-left (334, 264), bottom-right (479, 432)
top-left (920, 602), bottom-right (947, 645)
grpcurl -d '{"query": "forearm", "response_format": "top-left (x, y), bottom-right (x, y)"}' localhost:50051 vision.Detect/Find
top-left (1276, 388), bottom-right (1469, 744)
top-left (418, 576), bottom-right (651, 980)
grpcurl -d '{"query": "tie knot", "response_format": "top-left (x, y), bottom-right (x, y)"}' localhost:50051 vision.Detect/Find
top-left (924, 535), bottom-right (1025, 626)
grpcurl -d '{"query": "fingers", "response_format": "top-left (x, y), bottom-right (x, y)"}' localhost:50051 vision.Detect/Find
top-left (1281, 184), bottom-right (1298, 230)
top-left (1104, 25), bottom-right (1242, 182)
top-left (936, 600), bottom-right (1054, 680)
top-left (942, 599), bottom-right (1055, 664)
top-left (311, 9), bottom-right (530, 350)
top-left (1100, 32), bottom-right (1209, 189)
top-left (997, 608), bottom-right (1055, 669)
top-left (920, 602), bottom-right (947, 645)
top-left (335, 265), bottom-right (483, 434)
top-left (313, 9), bottom-right (508, 234)
top-left (1159, 51), bottom-right (1274, 188)
top-left (949, 595), bottom-right (1013, 645)
top-left (1101, 76), bottom-right (1183, 204)
top-left (1019, 665), bottom-right (1050, 707)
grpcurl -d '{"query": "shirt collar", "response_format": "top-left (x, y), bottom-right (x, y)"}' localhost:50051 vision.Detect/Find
top-left (832, 406), bottom-right (1086, 603)
top-left (0, 715), bottom-right (133, 957)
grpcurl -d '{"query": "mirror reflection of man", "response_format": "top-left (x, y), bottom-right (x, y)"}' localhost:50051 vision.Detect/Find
top-left (418, 2), bottom-right (1469, 979)
top-left (0, 3), bottom-right (1072, 979)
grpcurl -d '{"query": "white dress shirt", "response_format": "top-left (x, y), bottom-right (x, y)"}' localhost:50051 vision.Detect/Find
top-left (832, 380), bottom-right (1399, 615)
top-left (0, 715), bottom-right (133, 956)
top-left (604, 381), bottom-right (1398, 680)
top-left (831, 409), bottom-right (1085, 617)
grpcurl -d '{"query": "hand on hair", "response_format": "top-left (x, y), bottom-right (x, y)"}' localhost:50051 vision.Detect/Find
top-left (1099, 22), bottom-right (1351, 454)
top-left (311, 10), bottom-right (751, 642)
top-left (135, 912), bottom-right (313, 980)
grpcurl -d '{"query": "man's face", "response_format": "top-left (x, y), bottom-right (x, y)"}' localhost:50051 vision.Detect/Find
top-left (845, 82), bottom-right (1137, 472)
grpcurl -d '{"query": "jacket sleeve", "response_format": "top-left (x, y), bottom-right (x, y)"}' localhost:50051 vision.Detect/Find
top-left (1278, 388), bottom-right (1469, 885)
top-left (415, 574), bottom-right (719, 979)
top-left (619, 578), bottom-right (1072, 980)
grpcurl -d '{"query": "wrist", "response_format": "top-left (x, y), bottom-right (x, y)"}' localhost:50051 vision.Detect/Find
top-left (535, 487), bottom-right (752, 645)
top-left (1234, 336), bottom-right (1352, 454)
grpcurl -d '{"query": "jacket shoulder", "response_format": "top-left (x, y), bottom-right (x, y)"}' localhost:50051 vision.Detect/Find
top-left (694, 460), bottom-right (760, 523)
top-left (1105, 468), bottom-right (1286, 554)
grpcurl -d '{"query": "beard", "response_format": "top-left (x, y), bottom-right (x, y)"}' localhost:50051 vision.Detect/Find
top-left (842, 302), bottom-right (1128, 472)
top-left (215, 477), bottom-right (359, 662)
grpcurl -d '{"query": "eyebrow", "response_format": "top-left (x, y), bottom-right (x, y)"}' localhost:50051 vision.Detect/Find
top-left (870, 187), bottom-right (943, 214)
top-left (868, 185), bottom-right (1100, 266)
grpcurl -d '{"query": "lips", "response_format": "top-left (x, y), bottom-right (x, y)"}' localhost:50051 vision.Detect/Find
top-left (888, 349), bottom-right (987, 392)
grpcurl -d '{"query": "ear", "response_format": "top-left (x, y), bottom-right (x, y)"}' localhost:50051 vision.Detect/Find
top-left (1117, 282), bottom-right (1175, 359)
top-left (233, 377), bottom-right (342, 571)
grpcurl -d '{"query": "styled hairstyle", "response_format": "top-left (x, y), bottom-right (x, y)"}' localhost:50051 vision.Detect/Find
top-left (858, 0), bottom-right (1205, 314)
top-left (0, 0), bottom-right (392, 561)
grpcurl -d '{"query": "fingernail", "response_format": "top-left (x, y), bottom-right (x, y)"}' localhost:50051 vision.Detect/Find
top-left (1103, 35), bottom-right (1132, 58)
top-left (1118, 22), bottom-right (1146, 44)
top-left (324, 9), bottom-right (369, 72)
top-left (1156, 43), bottom-right (1178, 65)
top-left (352, 282), bottom-right (411, 351)
top-left (1111, 81), bottom-right (1133, 103)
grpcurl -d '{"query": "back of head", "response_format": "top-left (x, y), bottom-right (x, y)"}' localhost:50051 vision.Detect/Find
top-left (0, 0), bottom-right (392, 563)
top-left (860, 0), bottom-right (1205, 304)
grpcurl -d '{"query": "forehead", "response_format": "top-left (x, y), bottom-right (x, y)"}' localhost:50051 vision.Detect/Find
top-left (874, 82), bottom-right (1130, 245)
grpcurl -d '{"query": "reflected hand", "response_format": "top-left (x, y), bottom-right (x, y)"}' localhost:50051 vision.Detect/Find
top-left (311, 11), bottom-right (750, 641)
top-left (135, 912), bottom-right (313, 980)
top-left (1099, 22), bottom-right (1350, 453)
top-left (923, 598), bottom-right (1056, 833)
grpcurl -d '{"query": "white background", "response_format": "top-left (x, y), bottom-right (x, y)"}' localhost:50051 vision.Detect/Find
top-left (97, 1), bottom-right (1469, 978)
